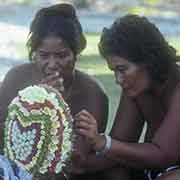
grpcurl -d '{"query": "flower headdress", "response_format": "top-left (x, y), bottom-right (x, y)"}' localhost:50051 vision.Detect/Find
top-left (4, 85), bottom-right (73, 177)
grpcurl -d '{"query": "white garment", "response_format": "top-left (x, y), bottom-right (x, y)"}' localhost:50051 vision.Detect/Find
top-left (0, 155), bottom-right (33, 180)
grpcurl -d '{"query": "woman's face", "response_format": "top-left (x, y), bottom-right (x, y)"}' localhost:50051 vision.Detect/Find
top-left (107, 55), bottom-right (152, 97)
top-left (34, 36), bottom-right (75, 79)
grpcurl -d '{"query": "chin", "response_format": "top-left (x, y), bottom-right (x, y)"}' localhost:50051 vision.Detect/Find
top-left (127, 92), bottom-right (137, 98)
top-left (126, 90), bottom-right (141, 98)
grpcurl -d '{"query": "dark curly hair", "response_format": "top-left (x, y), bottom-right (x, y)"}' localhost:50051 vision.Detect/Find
top-left (27, 3), bottom-right (86, 61)
top-left (99, 14), bottom-right (179, 83)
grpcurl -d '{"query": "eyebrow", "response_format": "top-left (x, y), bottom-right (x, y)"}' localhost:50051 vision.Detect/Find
top-left (109, 64), bottom-right (127, 71)
top-left (116, 65), bottom-right (128, 69)
top-left (38, 49), bottom-right (68, 53)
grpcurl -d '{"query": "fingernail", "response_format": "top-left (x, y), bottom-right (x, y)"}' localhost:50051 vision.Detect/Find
top-left (59, 77), bottom-right (64, 83)
top-left (55, 71), bottom-right (59, 76)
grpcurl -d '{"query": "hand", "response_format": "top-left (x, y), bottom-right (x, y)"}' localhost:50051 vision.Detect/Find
top-left (40, 72), bottom-right (64, 92)
top-left (75, 109), bottom-right (106, 151)
top-left (68, 150), bottom-right (87, 174)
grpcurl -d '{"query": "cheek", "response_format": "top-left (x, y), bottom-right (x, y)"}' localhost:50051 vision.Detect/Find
top-left (66, 56), bottom-right (76, 68)
top-left (38, 59), bottom-right (46, 65)
top-left (125, 68), bottom-right (147, 85)
top-left (125, 70), bottom-right (139, 84)
top-left (34, 54), bottom-right (47, 66)
top-left (38, 61), bottom-right (50, 72)
top-left (35, 59), bottom-right (45, 69)
top-left (134, 70), bottom-right (151, 91)
top-left (59, 58), bottom-right (76, 75)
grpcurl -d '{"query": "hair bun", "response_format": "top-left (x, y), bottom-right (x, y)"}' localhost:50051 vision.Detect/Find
top-left (45, 3), bottom-right (76, 19)
top-left (28, 3), bottom-right (86, 57)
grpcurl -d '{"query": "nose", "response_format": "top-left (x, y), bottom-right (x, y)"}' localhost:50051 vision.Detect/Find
top-left (47, 60), bottom-right (56, 68)
top-left (47, 55), bottom-right (59, 68)
top-left (115, 71), bottom-right (124, 86)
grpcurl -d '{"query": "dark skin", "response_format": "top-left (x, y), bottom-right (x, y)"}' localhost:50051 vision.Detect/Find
top-left (75, 55), bottom-right (180, 180)
top-left (0, 36), bottom-right (108, 180)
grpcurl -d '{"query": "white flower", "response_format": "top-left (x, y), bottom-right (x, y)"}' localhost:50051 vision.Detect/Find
top-left (55, 162), bottom-right (65, 173)
top-left (19, 85), bottom-right (49, 104)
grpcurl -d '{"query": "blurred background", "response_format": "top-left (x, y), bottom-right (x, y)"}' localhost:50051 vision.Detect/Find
top-left (0, 0), bottom-right (180, 133)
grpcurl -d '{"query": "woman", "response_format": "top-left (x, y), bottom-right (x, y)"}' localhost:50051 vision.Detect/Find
top-left (75, 15), bottom-right (180, 180)
top-left (0, 3), bottom-right (108, 180)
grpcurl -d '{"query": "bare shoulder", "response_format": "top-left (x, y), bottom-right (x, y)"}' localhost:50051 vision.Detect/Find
top-left (75, 70), bottom-right (107, 97)
top-left (4, 63), bottom-right (36, 77)
top-left (0, 63), bottom-right (39, 99)
top-left (1, 63), bottom-right (40, 87)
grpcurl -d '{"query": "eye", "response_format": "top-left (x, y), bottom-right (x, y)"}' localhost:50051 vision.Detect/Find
top-left (116, 66), bottom-right (128, 74)
top-left (38, 52), bottom-right (49, 59)
top-left (54, 51), bottom-right (69, 59)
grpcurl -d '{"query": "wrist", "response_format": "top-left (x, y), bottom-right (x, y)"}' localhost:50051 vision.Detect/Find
top-left (93, 134), bottom-right (106, 152)
top-left (95, 133), bottom-right (112, 156)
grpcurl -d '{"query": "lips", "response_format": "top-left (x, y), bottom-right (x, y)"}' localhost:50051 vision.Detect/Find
top-left (121, 83), bottom-right (129, 90)
top-left (123, 86), bottom-right (134, 94)
top-left (44, 70), bottom-right (60, 76)
top-left (43, 64), bottom-right (62, 76)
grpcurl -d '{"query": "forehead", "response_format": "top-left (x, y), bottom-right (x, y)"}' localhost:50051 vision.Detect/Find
top-left (38, 36), bottom-right (69, 51)
top-left (107, 55), bottom-right (137, 69)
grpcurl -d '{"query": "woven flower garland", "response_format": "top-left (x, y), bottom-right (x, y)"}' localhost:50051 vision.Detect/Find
top-left (4, 85), bottom-right (73, 177)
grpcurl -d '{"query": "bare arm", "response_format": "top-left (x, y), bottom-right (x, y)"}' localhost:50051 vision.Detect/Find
top-left (0, 67), bottom-right (23, 151)
top-left (0, 64), bottom-right (37, 152)
top-left (69, 77), bottom-right (109, 173)
top-left (75, 92), bottom-right (145, 172)
top-left (76, 89), bottom-right (180, 170)
top-left (105, 88), bottom-right (180, 169)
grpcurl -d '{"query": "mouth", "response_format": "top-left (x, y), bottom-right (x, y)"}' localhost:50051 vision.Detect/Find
top-left (123, 86), bottom-right (133, 94)
top-left (121, 84), bottom-right (129, 90)
top-left (44, 69), bottom-right (62, 76)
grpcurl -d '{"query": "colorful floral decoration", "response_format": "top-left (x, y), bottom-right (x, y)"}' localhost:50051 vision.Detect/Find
top-left (4, 85), bottom-right (73, 177)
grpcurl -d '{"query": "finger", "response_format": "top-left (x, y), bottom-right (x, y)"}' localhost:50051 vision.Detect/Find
top-left (41, 76), bottom-right (60, 85)
top-left (41, 78), bottom-right (64, 91)
top-left (75, 120), bottom-right (96, 133)
top-left (43, 79), bottom-right (57, 87)
top-left (75, 114), bottom-right (96, 124)
top-left (41, 72), bottom-right (62, 83)
top-left (76, 128), bottom-right (92, 138)
top-left (75, 120), bottom-right (95, 131)
top-left (75, 109), bottom-right (93, 119)
top-left (75, 112), bottom-right (97, 125)
top-left (43, 73), bottom-right (59, 81)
